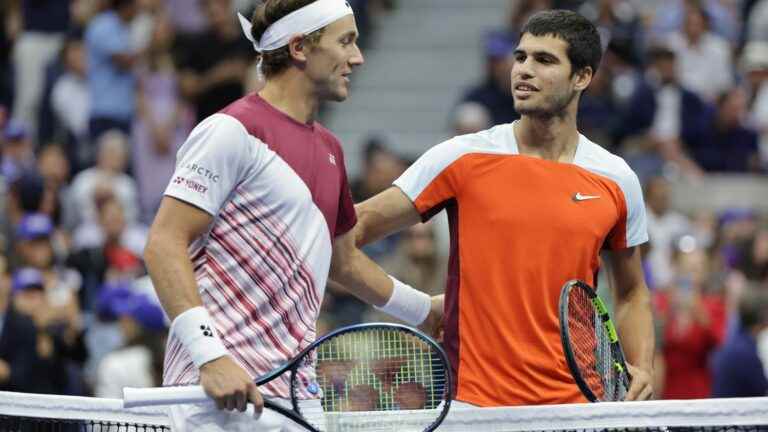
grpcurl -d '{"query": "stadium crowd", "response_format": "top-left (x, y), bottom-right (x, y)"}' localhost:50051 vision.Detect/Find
top-left (0, 0), bottom-right (767, 402)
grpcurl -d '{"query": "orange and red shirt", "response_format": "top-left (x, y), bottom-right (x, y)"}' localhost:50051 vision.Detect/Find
top-left (393, 122), bottom-right (648, 407)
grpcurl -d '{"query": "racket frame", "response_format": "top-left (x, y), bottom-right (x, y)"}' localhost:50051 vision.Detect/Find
top-left (559, 279), bottom-right (631, 402)
top-left (257, 322), bottom-right (452, 431)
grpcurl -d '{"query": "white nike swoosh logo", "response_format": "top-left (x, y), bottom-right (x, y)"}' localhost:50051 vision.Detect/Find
top-left (573, 193), bottom-right (601, 201)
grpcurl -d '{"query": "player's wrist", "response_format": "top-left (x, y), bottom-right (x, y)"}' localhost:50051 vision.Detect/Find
top-left (374, 276), bottom-right (431, 326)
top-left (171, 306), bottom-right (229, 369)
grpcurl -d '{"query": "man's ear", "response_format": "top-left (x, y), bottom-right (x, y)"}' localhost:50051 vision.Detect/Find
top-left (288, 34), bottom-right (308, 62)
top-left (574, 66), bottom-right (593, 92)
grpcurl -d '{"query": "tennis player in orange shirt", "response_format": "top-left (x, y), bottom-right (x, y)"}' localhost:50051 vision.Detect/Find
top-left (352, 9), bottom-right (655, 407)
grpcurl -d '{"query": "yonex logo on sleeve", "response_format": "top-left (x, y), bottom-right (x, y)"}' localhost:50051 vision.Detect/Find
top-left (328, 154), bottom-right (336, 165)
top-left (200, 325), bottom-right (214, 337)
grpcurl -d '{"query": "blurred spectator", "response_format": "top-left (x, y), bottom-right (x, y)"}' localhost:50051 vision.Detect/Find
top-left (351, 136), bottom-right (407, 203)
top-left (746, 0), bottom-right (768, 43)
top-left (175, 0), bottom-right (252, 123)
top-left (715, 208), bottom-right (760, 270)
top-left (741, 41), bottom-right (768, 168)
top-left (84, 0), bottom-right (139, 146)
top-left (0, 5), bottom-right (13, 110)
top-left (11, 266), bottom-right (87, 395)
top-left (648, 0), bottom-right (741, 46)
top-left (578, 40), bottom-right (628, 146)
top-left (11, 0), bottom-right (70, 142)
top-left (711, 284), bottom-right (768, 397)
top-left (617, 45), bottom-right (710, 179)
top-left (664, 2), bottom-right (733, 103)
top-left (345, 384), bottom-right (380, 411)
top-left (3, 172), bottom-right (46, 249)
top-left (130, 0), bottom-right (163, 55)
top-left (14, 214), bottom-right (82, 332)
top-left (36, 144), bottom-right (75, 230)
top-left (451, 102), bottom-right (491, 135)
top-left (68, 130), bottom-right (139, 227)
top-left (1, 119), bottom-right (36, 181)
top-left (457, 31), bottom-right (519, 126)
top-left (94, 285), bottom-right (166, 398)
top-left (70, 195), bottom-right (147, 312)
top-left (644, 176), bottom-right (691, 290)
top-left (0, 265), bottom-right (38, 392)
top-left (737, 226), bottom-right (768, 282)
top-left (654, 237), bottom-right (727, 399)
top-left (133, 11), bottom-right (192, 222)
top-left (691, 87), bottom-right (761, 172)
top-left (506, 0), bottom-right (553, 35)
top-left (578, 0), bottom-right (644, 61)
top-left (351, 136), bottom-right (406, 259)
top-left (394, 382), bottom-right (426, 410)
top-left (166, 0), bottom-right (208, 36)
top-left (49, 34), bottom-right (90, 173)
top-left (380, 222), bottom-right (447, 297)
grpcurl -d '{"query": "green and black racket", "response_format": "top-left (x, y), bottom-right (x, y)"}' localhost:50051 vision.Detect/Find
top-left (559, 279), bottom-right (632, 402)
top-left (124, 323), bottom-right (451, 431)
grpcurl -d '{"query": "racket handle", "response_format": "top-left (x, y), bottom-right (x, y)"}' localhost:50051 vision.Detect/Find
top-left (124, 386), bottom-right (208, 408)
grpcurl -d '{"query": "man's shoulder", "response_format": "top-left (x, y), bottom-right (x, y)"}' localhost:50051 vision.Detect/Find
top-left (313, 122), bottom-right (342, 148)
top-left (450, 123), bottom-right (512, 151)
top-left (576, 137), bottom-right (637, 182)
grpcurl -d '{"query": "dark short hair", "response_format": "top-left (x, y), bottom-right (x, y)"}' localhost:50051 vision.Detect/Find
top-left (111, 0), bottom-right (136, 10)
top-left (739, 285), bottom-right (768, 329)
top-left (520, 9), bottom-right (602, 76)
top-left (250, 0), bottom-right (326, 78)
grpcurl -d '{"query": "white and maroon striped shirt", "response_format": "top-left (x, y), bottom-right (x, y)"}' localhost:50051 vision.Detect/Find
top-left (162, 94), bottom-right (356, 399)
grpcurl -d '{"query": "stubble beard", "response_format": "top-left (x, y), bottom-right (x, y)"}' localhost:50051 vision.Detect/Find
top-left (516, 87), bottom-right (577, 120)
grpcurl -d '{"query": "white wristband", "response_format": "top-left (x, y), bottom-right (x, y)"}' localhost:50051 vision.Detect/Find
top-left (171, 306), bottom-right (229, 368)
top-left (374, 276), bottom-right (431, 326)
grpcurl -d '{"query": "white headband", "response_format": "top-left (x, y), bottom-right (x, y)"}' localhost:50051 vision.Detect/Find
top-left (238, 0), bottom-right (353, 53)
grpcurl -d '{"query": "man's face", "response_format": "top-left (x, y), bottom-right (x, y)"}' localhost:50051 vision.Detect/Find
top-left (18, 238), bottom-right (54, 269)
top-left (3, 137), bottom-right (32, 161)
top-left (511, 34), bottom-right (586, 118)
top-left (304, 15), bottom-right (364, 102)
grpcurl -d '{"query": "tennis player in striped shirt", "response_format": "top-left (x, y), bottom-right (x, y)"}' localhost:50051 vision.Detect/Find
top-left (144, 1), bottom-right (438, 431)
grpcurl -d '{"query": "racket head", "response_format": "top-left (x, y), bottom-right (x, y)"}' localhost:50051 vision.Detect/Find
top-left (559, 279), bottom-right (631, 402)
top-left (289, 323), bottom-right (451, 432)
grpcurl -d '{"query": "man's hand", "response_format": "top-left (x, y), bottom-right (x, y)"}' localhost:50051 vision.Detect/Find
top-left (625, 363), bottom-right (654, 401)
top-left (199, 356), bottom-right (263, 417)
top-left (419, 295), bottom-right (444, 342)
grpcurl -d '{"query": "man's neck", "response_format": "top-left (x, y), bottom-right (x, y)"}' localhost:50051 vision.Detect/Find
top-left (514, 110), bottom-right (580, 163)
top-left (259, 72), bottom-right (319, 124)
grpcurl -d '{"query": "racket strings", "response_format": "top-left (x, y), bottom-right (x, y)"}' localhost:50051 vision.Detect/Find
top-left (568, 290), bottom-right (606, 400)
top-left (567, 288), bottom-right (629, 402)
top-left (294, 328), bottom-right (449, 431)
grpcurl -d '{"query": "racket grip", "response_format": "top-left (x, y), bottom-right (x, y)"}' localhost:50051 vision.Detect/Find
top-left (123, 386), bottom-right (208, 408)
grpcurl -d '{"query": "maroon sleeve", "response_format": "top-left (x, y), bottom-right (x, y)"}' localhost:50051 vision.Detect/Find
top-left (334, 149), bottom-right (357, 237)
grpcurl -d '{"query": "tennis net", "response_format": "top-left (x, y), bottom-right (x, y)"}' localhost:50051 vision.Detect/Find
top-left (1, 391), bottom-right (766, 431)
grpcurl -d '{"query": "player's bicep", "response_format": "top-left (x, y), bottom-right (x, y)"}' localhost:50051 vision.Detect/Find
top-left (607, 246), bottom-right (646, 302)
top-left (149, 196), bottom-right (214, 246)
top-left (354, 186), bottom-right (421, 246)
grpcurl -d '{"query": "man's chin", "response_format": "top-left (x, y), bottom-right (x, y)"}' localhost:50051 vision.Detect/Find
top-left (328, 89), bottom-right (349, 102)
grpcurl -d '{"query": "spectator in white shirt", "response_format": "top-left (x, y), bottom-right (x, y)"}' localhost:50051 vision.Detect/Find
top-left (665, 3), bottom-right (733, 102)
top-left (68, 130), bottom-right (139, 227)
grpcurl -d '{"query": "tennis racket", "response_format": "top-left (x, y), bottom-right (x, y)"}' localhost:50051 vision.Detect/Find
top-left (124, 323), bottom-right (452, 431)
top-left (559, 279), bottom-right (632, 402)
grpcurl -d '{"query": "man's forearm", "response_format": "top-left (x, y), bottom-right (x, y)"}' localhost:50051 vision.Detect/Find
top-left (616, 285), bottom-right (655, 371)
top-left (144, 234), bottom-right (203, 320)
top-left (330, 247), bottom-right (393, 307)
